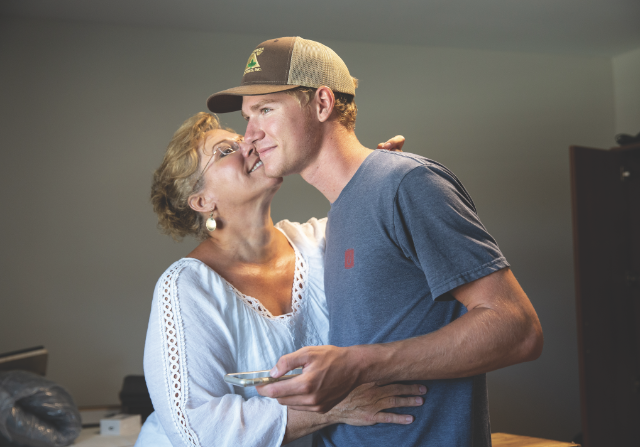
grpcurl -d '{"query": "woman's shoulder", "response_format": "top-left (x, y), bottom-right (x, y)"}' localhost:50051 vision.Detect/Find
top-left (155, 257), bottom-right (205, 284)
top-left (275, 217), bottom-right (327, 251)
top-left (153, 258), bottom-right (228, 305)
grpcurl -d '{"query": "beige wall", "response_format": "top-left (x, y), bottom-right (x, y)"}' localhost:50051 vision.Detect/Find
top-left (613, 47), bottom-right (640, 135)
top-left (0, 17), bottom-right (617, 441)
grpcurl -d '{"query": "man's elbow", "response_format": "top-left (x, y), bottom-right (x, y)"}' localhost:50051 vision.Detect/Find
top-left (517, 316), bottom-right (544, 362)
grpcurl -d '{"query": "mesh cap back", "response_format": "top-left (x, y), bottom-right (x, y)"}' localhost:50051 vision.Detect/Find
top-left (288, 38), bottom-right (356, 96)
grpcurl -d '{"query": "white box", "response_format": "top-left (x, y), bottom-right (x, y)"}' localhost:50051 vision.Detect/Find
top-left (100, 414), bottom-right (141, 436)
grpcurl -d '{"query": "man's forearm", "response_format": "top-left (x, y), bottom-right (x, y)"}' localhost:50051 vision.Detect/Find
top-left (357, 269), bottom-right (543, 384)
top-left (356, 305), bottom-right (542, 383)
top-left (260, 268), bottom-right (543, 413)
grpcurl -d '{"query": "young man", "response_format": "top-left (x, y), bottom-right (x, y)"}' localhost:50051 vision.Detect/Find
top-left (207, 37), bottom-right (543, 446)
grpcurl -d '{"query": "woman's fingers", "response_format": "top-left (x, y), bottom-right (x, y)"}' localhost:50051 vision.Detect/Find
top-left (377, 395), bottom-right (424, 410)
top-left (326, 382), bottom-right (427, 426)
top-left (377, 135), bottom-right (406, 151)
top-left (374, 383), bottom-right (427, 399)
top-left (372, 411), bottom-right (415, 425)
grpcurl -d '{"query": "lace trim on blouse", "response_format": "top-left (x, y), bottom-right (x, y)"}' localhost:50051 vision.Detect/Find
top-left (223, 241), bottom-right (308, 322)
top-left (157, 260), bottom-right (201, 447)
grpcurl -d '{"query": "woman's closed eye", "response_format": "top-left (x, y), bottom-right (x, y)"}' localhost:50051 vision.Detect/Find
top-left (214, 141), bottom-right (240, 160)
top-left (218, 147), bottom-right (235, 157)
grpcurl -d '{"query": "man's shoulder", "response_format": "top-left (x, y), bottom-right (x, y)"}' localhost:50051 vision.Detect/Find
top-left (367, 151), bottom-right (461, 189)
top-left (369, 149), bottom-right (450, 173)
top-left (369, 149), bottom-right (430, 169)
top-left (367, 151), bottom-right (476, 214)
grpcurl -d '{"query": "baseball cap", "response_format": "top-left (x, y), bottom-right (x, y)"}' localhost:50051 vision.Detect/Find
top-left (207, 36), bottom-right (356, 113)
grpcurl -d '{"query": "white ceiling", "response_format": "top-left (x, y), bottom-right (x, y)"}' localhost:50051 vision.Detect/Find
top-left (2, 0), bottom-right (640, 57)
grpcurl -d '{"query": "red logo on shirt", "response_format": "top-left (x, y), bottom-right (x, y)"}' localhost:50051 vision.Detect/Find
top-left (345, 249), bottom-right (354, 269)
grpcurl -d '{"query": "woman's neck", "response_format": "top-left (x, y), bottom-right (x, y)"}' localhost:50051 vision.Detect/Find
top-left (189, 202), bottom-right (288, 267)
top-left (188, 200), bottom-right (297, 317)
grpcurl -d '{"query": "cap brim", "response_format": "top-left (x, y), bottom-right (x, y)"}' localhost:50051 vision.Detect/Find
top-left (207, 84), bottom-right (300, 113)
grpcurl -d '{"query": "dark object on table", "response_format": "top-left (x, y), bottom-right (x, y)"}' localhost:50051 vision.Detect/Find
top-left (0, 348), bottom-right (48, 377)
top-left (615, 131), bottom-right (640, 146)
top-left (119, 376), bottom-right (153, 423)
top-left (0, 370), bottom-right (81, 447)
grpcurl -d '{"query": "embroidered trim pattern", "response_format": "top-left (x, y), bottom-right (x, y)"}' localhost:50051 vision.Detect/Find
top-left (157, 260), bottom-right (201, 447)
top-left (224, 245), bottom-right (307, 322)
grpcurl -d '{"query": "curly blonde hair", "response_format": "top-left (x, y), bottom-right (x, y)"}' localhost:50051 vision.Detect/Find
top-left (285, 82), bottom-right (358, 131)
top-left (151, 112), bottom-right (225, 241)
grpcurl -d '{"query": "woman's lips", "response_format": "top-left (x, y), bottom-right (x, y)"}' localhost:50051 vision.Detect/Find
top-left (249, 160), bottom-right (263, 173)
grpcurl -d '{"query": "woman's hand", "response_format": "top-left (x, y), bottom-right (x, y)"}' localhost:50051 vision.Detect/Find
top-left (327, 382), bottom-right (426, 426)
top-left (377, 135), bottom-right (405, 152)
top-left (281, 382), bottom-right (426, 443)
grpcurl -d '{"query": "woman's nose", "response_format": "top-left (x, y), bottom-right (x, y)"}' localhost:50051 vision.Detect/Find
top-left (239, 141), bottom-right (255, 158)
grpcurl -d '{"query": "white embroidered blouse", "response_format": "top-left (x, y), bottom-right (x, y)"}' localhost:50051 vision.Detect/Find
top-left (135, 218), bottom-right (329, 447)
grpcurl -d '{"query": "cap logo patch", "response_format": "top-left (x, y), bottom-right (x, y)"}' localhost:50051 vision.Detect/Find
top-left (244, 48), bottom-right (264, 74)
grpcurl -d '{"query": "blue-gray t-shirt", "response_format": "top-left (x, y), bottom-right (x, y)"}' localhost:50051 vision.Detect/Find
top-left (318, 150), bottom-right (509, 447)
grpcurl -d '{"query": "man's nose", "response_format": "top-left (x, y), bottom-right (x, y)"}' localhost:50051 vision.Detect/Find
top-left (244, 117), bottom-right (264, 146)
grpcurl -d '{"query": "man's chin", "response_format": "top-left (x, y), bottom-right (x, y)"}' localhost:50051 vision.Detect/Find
top-left (262, 163), bottom-right (284, 179)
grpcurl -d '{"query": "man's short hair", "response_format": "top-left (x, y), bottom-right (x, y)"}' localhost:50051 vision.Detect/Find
top-left (285, 83), bottom-right (358, 132)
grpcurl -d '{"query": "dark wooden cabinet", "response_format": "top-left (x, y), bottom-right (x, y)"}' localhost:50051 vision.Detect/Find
top-left (570, 143), bottom-right (640, 446)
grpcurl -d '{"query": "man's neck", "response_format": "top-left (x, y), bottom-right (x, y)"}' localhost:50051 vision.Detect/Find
top-left (300, 128), bottom-right (372, 203)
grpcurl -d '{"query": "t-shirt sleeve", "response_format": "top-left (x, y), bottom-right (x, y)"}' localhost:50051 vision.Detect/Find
top-left (143, 261), bottom-right (287, 447)
top-left (392, 164), bottom-right (509, 301)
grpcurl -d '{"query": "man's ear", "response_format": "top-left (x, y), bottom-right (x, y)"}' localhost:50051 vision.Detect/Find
top-left (314, 86), bottom-right (335, 123)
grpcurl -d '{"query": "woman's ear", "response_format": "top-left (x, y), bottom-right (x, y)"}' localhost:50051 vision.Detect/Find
top-left (188, 193), bottom-right (215, 214)
top-left (314, 86), bottom-right (335, 123)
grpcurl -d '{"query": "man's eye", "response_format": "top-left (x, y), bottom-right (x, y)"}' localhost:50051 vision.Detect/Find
top-left (261, 108), bottom-right (272, 114)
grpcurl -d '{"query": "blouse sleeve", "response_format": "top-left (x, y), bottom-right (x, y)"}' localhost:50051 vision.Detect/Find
top-left (276, 217), bottom-right (327, 253)
top-left (143, 260), bottom-right (287, 447)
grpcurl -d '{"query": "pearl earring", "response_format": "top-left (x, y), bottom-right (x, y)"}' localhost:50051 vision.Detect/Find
top-left (206, 212), bottom-right (217, 232)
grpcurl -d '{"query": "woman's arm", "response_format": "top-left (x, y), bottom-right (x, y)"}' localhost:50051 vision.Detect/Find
top-left (144, 261), bottom-right (291, 447)
top-left (282, 382), bottom-right (426, 444)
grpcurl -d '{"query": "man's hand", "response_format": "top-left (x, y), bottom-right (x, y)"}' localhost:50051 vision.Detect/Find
top-left (377, 135), bottom-right (405, 152)
top-left (256, 345), bottom-right (363, 413)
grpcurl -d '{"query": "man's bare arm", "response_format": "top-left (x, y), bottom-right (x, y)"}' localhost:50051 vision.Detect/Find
top-left (363, 267), bottom-right (543, 384)
top-left (258, 268), bottom-right (543, 412)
